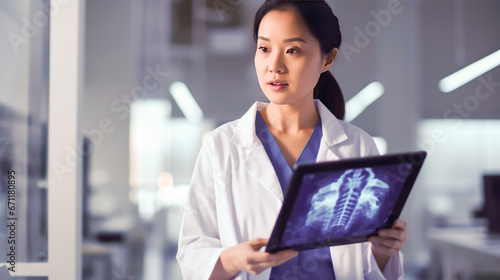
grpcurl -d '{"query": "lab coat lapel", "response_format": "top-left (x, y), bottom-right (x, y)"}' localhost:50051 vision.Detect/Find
top-left (330, 243), bottom-right (364, 280)
top-left (230, 102), bottom-right (284, 203)
top-left (231, 100), bottom-right (350, 202)
top-left (234, 100), bottom-right (350, 201)
top-left (315, 99), bottom-right (348, 162)
top-left (244, 144), bottom-right (284, 202)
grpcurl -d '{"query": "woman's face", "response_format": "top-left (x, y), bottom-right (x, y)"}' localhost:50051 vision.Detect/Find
top-left (255, 9), bottom-right (334, 106)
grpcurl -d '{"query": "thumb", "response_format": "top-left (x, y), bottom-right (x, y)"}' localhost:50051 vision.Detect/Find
top-left (250, 238), bottom-right (269, 250)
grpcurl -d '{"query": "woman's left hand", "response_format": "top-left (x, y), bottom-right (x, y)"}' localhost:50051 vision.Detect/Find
top-left (369, 219), bottom-right (407, 271)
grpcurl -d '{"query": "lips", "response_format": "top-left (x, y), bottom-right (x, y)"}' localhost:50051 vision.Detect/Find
top-left (267, 83), bottom-right (288, 92)
top-left (267, 79), bottom-right (288, 86)
top-left (268, 82), bottom-right (288, 85)
top-left (266, 79), bottom-right (289, 91)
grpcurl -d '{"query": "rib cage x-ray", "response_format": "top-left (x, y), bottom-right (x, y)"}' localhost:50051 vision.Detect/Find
top-left (279, 163), bottom-right (411, 248)
top-left (305, 168), bottom-right (389, 235)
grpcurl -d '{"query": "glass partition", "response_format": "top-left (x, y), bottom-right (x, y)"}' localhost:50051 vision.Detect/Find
top-left (0, 0), bottom-right (50, 263)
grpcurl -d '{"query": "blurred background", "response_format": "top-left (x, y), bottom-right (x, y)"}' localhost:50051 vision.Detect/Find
top-left (1, 0), bottom-right (500, 279)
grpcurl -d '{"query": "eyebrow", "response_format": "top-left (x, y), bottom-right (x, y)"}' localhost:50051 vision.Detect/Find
top-left (257, 36), bottom-right (308, 44)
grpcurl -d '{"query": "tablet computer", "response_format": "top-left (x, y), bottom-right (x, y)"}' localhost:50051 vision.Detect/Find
top-left (265, 151), bottom-right (427, 253)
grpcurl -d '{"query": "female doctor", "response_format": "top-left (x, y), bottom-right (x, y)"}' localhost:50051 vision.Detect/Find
top-left (177, 0), bottom-right (407, 279)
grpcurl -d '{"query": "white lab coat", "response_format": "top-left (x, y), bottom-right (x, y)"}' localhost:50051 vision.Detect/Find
top-left (177, 100), bottom-right (404, 280)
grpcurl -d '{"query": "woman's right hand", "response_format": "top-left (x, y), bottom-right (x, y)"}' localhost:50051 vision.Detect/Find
top-left (210, 238), bottom-right (298, 279)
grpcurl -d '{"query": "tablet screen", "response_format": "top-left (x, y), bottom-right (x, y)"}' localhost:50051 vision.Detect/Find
top-left (279, 163), bottom-right (412, 248)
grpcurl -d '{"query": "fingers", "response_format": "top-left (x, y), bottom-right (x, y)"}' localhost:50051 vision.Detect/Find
top-left (378, 228), bottom-right (406, 241)
top-left (379, 219), bottom-right (407, 240)
top-left (243, 238), bottom-right (298, 275)
top-left (251, 251), bottom-right (298, 269)
top-left (369, 219), bottom-right (408, 257)
top-left (247, 238), bottom-right (297, 263)
top-left (249, 238), bottom-right (269, 249)
top-left (392, 219), bottom-right (407, 230)
top-left (245, 249), bottom-right (298, 275)
top-left (249, 249), bottom-right (297, 264)
top-left (370, 241), bottom-right (401, 256)
top-left (370, 234), bottom-right (404, 249)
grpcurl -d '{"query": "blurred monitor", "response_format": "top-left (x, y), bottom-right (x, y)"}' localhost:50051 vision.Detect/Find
top-left (483, 175), bottom-right (500, 234)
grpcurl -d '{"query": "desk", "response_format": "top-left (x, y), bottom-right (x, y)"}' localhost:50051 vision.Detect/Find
top-left (428, 226), bottom-right (500, 280)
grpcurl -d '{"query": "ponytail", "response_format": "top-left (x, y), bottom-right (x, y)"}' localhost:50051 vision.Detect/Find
top-left (314, 71), bottom-right (345, 120)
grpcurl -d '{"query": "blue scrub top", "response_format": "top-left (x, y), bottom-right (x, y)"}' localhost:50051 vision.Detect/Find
top-left (255, 111), bottom-right (336, 280)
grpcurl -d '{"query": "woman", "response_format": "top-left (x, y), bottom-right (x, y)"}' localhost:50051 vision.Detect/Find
top-left (177, 0), bottom-right (407, 279)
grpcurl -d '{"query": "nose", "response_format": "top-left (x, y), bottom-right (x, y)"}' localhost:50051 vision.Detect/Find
top-left (269, 53), bottom-right (285, 74)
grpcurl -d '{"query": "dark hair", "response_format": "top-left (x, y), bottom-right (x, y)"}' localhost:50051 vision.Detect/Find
top-left (253, 0), bottom-right (345, 120)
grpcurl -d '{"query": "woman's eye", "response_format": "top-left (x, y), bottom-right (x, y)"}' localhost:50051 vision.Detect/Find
top-left (258, 47), bottom-right (269, 53)
top-left (287, 48), bottom-right (300, 54)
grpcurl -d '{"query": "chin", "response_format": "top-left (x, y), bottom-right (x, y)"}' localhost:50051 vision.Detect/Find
top-left (266, 92), bottom-right (309, 106)
top-left (264, 94), bottom-right (291, 105)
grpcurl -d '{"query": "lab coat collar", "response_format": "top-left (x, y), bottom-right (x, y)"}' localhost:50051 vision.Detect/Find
top-left (230, 100), bottom-right (348, 149)
top-left (231, 102), bottom-right (284, 201)
top-left (230, 100), bottom-right (350, 203)
top-left (314, 99), bottom-right (348, 147)
top-left (230, 101), bottom-right (266, 149)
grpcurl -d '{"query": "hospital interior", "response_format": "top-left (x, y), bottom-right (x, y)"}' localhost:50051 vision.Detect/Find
top-left (0, 0), bottom-right (500, 279)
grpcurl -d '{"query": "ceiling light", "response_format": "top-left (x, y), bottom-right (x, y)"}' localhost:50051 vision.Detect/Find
top-left (345, 82), bottom-right (384, 122)
top-left (169, 82), bottom-right (204, 123)
top-left (439, 49), bottom-right (500, 93)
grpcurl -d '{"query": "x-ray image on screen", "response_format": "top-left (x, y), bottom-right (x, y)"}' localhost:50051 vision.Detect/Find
top-left (306, 167), bottom-right (389, 235)
top-left (279, 163), bottom-right (411, 248)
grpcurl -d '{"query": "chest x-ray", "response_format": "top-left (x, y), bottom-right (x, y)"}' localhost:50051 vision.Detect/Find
top-left (306, 168), bottom-right (389, 235)
top-left (279, 163), bottom-right (411, 248)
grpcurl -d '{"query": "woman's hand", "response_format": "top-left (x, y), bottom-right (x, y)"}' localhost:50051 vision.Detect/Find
top-left (210, 238), bottom-right (298, 279)
top-left (369, 219), bottom-right (407, 271)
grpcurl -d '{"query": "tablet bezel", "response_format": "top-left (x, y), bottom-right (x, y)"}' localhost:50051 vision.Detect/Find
top-left (265, 151), bottom-right (427, 253)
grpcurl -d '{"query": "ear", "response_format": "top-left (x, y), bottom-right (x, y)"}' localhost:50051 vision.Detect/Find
top-left (322, 48), bottom-right (338, 72)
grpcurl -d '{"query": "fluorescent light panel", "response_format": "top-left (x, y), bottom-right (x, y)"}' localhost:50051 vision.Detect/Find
top-left (169, 82), bottom-right (204, 123)
top-left (439, 49), bottom-right (500, 93)
top-left (345, 82), bottom-right (384, 122)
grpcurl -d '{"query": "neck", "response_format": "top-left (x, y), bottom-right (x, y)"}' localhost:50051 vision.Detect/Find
top-left (261, 98), bottom-right (319, 134)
